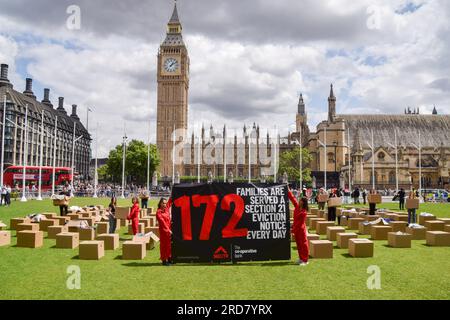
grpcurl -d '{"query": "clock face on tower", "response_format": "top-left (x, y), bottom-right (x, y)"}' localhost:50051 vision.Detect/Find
top-left (164, 58), bottom-right (179, 73)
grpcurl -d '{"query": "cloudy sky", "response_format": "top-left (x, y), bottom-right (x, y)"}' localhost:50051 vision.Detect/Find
top-left (0, 0), bottom-right (449, 157)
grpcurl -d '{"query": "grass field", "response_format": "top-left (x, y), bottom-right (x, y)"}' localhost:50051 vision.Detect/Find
top-left (0, 198), bottom-right (449, 300)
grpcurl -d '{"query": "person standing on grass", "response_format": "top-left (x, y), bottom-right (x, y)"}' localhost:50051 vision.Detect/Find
top-left (127, 197), bottom-right (140, 235)
top-left (407, 189), bottom-right (417, 225)
top-left (327, 189), bottom-right (338, 223)
top-left (58, 187), bottom-right (71, 216)
top-left (140, 190), bottom-right (149, 209)
top-left (288, 187), bottom-right (309, 266)
top-left (398, 188), bottom-right (406, 210)
top-left (157, 197), bottom-right (173, 266)
top-left (369, 189), bottom-right (378, 215)
top-left (108, 196), bottom-right (117, 234)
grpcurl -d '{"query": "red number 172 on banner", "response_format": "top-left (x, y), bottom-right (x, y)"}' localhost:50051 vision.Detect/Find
top-left (174, 194), bottom-right (248, 241)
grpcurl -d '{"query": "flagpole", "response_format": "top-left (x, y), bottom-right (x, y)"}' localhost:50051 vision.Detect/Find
top-left (1, 91), bottom-right (7, 187)
top-left (172, 124), bottom-right (175, 184)
top-left (197, 134), bottom-right (201, 183)
top-left (146, 123), bottom-right (151, 191)
top-left (223, 127), bottom-right (227, 183)
top-left (21, 104), bottom-right (29, 202)
top-left (93, 123), bottom-right (98, 198)
top-left (36, 110), bottom-right (44, 200)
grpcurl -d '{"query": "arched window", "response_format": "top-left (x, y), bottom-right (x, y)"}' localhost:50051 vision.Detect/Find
top-left (389, 171), bottom-right (396, 184)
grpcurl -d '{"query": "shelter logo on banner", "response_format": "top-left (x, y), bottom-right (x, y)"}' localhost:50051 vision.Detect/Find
top-left (171, 183), bottom-right (291, 263)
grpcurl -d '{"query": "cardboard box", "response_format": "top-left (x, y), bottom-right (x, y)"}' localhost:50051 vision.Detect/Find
top-left (336, 232), bottom-right (358, 249)
top-left (67, 213), bottom-right (82, 220)
top-left (385, 213), bottom-right (398, 221)
top-left (339, 216), bottom-right (348, 227)
top-left (348, 239), bottom-right (374, 257)
top-left (42, 213), bottom-right (57, 219)
top-left (119, 218), bottom-right (129, 227)
top-left (347, 218), bottom-right (365, 230)
top-left (140, 218), bottom-right (152, 228)
top-left (309, 218), bottom-right (326, 230)
top-left (54, 216), bottom-right (70, 225)
top-left (81, 212), bottom-right (93, 218)
top-left (0, 231), bottom-right (11, 247)
top-left (309, 240), bottom-right (333, 259)
top-left (419, 215), bottom-right (436, 226)
top-left (0, 221), bottom-right (6, 230)
top-left (56, 232), bottom-right (80, 249)
top-left (95, 222), bottom-right (109, 235)
top-left (145, 226), bottom-right (160, 238)
top-left (394, 215), bottom-right (409, 222)
top-left (133, 233), bottom-right (159, 250)
top-left (47, 225), bottom-right (68, 239)
top-left (80, 217), bottom-right (96, 227)
top-left (445, 225), bottom-right (450, 233)
top-left (405, 227), bottom-right (427, 240)
top-left (310, 208), bottom-right (319, 215)
top-left (389, 221), bottom-right (408, 233)
top-left (39, 219), bottom-right (59, 232)
top-left (317, 194), bottom-right (329, 203)
top-left (317, 210), bottom-right (325, 218)
top-left (307, 233), bottom-right (320, 245)
top-left (115, 207), bottom-right (130, 220)
top-left (96, 234), bottom-right (119, 250)
top-left (316, 221), bottom-right (336, 235)
top-left (426, 231), bottom-right (450, 247)
top-left (368, 194), bottom-right (382, 204)
top-left (388, 232), bottom-right (412, 248)
top-left (79, 241), bottom-right (105, 260)
top-left (326, 226), bottom-right (346, 241)
top-left (424, 220), bottom-right (445, 231)
top-left (128, 223), bottom-right (145, 235)
top-left (371, 226), bottom-right (393, 240)
top-left (79, 228), bottom-right (95, 241)
top-left (291, 233), bottom-right (295, 242)
top-left (327, 197), bottom-right (342, 208)
top-left (140, 209), bottom-right (148, 218)
top-left (437, 218), bottom-right (450, 225)
top-left (406, 199), bottom-right (419, 210)
top-left (364, 215), bottom-right (380, 222)
top-left (16, 223), bottom-right (40, 233)
top-left (10, 218), bottom-right (31, 230)
top-left (358, 222), bottom-right (372, 235)
top-left (306, 215), bottom-right (318, 226)
top-left (17, 230), bottom-right (44, 248)
top-left (122, 241), bottom-right (146, 260)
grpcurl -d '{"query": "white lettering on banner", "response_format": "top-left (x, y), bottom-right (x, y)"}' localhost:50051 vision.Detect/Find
top-left (241, 186), bottom-right (288, 242)
top-left (13, 174), bottom-right (37, 180)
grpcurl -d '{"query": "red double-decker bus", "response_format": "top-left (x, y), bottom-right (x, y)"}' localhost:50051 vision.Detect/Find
top-left (3, 166), bottom-right (73, 190)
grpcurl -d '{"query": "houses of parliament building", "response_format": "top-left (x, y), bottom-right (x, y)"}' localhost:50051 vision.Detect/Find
top-left (156, 2), bottom-right (449, 189)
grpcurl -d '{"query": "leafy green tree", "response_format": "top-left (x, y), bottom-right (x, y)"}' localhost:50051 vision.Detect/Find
top-left (106, 140), bottom-right (160, 184)
top-left (278, 147), bottom-right (312, 186)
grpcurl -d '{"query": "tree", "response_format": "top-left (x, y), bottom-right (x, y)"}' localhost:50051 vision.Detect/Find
top-left (106, 140), bottom-right (160, 185)
top-left (278, 147), bottom-right (312, 186)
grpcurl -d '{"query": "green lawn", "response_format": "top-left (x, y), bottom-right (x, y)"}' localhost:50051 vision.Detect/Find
top-left (0, 198), bottom-right (449, 300)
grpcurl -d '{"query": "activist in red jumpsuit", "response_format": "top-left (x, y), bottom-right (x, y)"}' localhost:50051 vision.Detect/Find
top-left (288, 188), bottom-right (310, 266)
top-left (156, 197), bottom-right (172, 266)
top-left (127, 197), bottom-right (140, 235)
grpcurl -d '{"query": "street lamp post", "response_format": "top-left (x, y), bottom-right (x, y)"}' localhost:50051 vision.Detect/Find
top-left (317, 126), bottom-right (327, 190)
top-left (0, 91), bottom-right (7, 188)
top-left (37, 110), bottom-right (44, 200)
top-left (146, 124), bottom-right (151, 192)
top-left (21, 104), bottom-right (29, 202)
top-left (365, 129), bottom-right (375, 191)
top-left (121, 134), bottom-right (127, 199)
top-left (93, 123), bottom-right (98, 198)
top-left (51, 116), bottom-right (58, 196)
top-left (248, 133), bottom-right (251, 183)
top-left (411, 132), bottom-right (422, 199)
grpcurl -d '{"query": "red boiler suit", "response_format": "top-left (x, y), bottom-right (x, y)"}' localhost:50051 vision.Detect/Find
top-left (156, 199), bottom-right (172, 261)
top-left (288, 191), bottom-right (309, 263)
top-left (127, 203), bottom-right (140, 235)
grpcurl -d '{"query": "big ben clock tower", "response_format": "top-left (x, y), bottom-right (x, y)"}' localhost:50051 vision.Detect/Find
top-left (157, 1), bottom-right (190, 178)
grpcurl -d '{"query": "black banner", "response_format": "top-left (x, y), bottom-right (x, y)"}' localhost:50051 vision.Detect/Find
top-left (171, 183), bottom-right (291, 263)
